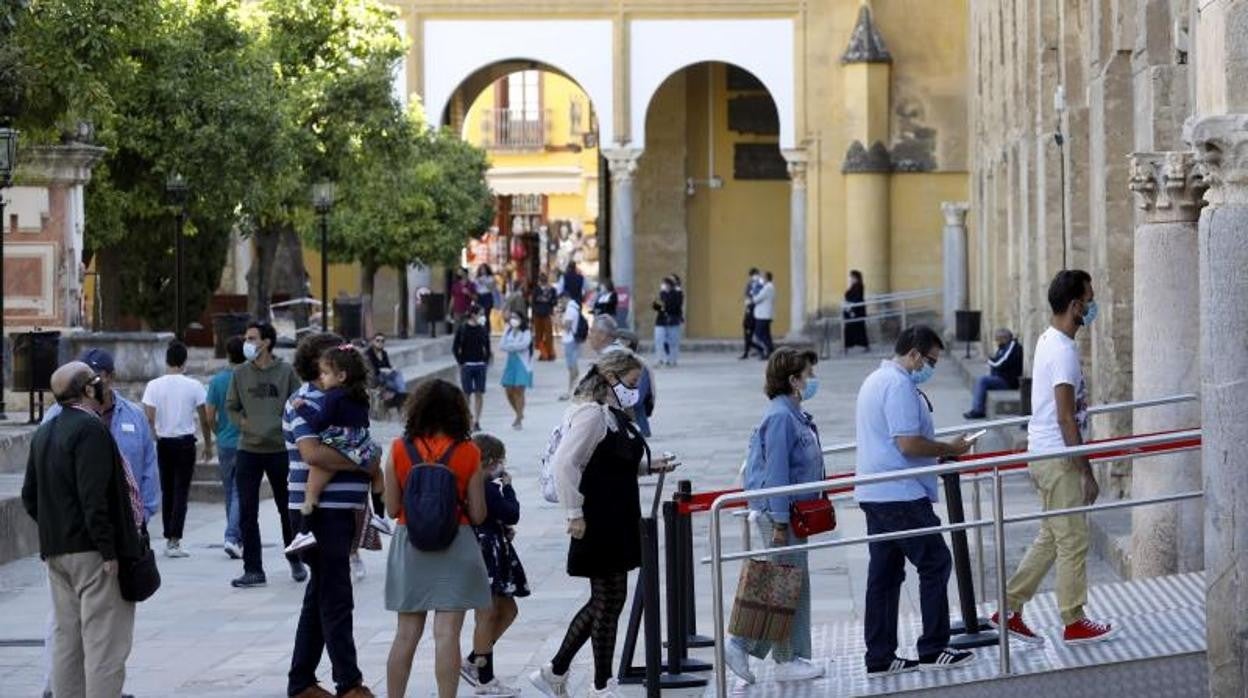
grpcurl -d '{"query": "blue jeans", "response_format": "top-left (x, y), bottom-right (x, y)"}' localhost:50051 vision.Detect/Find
top-left (972, 375), bottom-right (1012, 413)
top-left (860, 499), bottom-right (952, 668)
top-left (288, 509), bottom-right (363, 696)
top-left (655, 324), bottom-right (681, 364)
top-left (378, 369), bottom-right (406, 396)
top-left (217, 446), bottom-right (241, 545)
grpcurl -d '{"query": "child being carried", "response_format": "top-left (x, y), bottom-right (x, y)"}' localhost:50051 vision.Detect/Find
top-left (285, 344), bottom-right (388, 554)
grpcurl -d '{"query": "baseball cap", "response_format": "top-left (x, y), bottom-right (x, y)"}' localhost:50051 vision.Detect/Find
top-left (79, 348), bottom-right (116, 374)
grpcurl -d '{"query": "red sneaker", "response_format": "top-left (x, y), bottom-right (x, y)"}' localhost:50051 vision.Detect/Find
top-left (1063, 618), bottom-right (1118, 645)
top-left (990, 611), bottom-right (1045, 645)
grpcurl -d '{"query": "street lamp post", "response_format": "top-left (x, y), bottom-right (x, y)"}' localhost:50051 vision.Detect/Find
top-left (311, 181), bottom-right (335, 330)
top-left (0, 127), bottom-right (20, 420)
top-left (165, 173), bottom-right (189, 339)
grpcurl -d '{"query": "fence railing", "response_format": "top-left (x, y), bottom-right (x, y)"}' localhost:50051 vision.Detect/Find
top-left (815, 288), bottom-right (942, 358)
top-left (706, 407), bottom-right (1202, 695)
top-left (486, 107), bottom-right (550, 149)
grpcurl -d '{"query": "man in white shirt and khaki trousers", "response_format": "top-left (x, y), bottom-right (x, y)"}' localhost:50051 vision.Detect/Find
top-left (991, 269), bottom-right (1118, 647)
top-left (142, 340), bottom-right (212, 558)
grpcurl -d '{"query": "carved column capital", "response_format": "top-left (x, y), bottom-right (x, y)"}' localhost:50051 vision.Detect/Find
top-left (782, 147), bottom-right (809, 190)
top-left (603, 147), bottom-right (642, 184)
top-left (940, 201), bottom-right (970, 227)
top-left (1128, 151), bottom-right (1207, 223)
top-left (1184, 114), bottom-right (1248, 207)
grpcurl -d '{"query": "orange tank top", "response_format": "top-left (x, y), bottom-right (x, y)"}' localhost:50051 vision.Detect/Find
top-left (391, 434), bottom-right (480, 525)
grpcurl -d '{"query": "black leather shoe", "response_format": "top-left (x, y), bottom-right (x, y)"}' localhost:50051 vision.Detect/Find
top-left (231, 571), bottom-right (267, 588)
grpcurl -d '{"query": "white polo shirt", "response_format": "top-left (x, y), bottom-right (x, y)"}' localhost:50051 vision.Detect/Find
top-left (142, 373), bottom-right (207, 439)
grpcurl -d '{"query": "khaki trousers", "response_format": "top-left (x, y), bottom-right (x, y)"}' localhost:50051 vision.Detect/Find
top-left (47, 551), bottom-right (135, 698)
top-left (1004, 457), bottom-right (1089, 624)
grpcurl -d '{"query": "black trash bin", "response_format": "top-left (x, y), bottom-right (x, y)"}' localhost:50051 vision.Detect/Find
top-left (333, 298), bottom-right (364, 341)
top-left (11, 331), bottom-right (61, 392)
top-left (211, 313), bottom-right (252, 359)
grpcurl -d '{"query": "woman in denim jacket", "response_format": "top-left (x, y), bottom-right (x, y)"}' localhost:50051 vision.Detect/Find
top-left (726, 347), bottom-right (826, 685)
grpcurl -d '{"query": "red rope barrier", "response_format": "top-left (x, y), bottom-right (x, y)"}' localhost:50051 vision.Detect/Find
top-left (676, 429), bottom-right (1201, 515)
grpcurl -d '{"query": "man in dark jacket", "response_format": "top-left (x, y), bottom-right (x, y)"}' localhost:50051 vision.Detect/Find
top-left (23, 361), bottom-right (142, 698)
top-left (964, 328), bottom-right (1024, 419)
top-left (454, 304), bottom-right (492, 430)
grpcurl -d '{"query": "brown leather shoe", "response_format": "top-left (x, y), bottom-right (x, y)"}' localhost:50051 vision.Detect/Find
top-left (338, 687), bottom-right (375, 698)
top-left (292, 686), bottom-right (335, 698)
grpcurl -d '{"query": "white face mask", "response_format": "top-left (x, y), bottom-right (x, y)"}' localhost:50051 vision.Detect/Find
top-left (612, 379), bottom-right (641, 409)
top-left (243, 341), bottom-right (260, 361)
top-left (509, 318), bottom-right (521, 328)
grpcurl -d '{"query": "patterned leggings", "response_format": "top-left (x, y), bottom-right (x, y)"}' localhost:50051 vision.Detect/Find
top-left (551, 573), bottom-right (629, 689)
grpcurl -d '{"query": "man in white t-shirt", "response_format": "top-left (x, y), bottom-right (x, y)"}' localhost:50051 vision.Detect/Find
top-left (559, 298), bottom-right (585, 400)
top-left (141, 341), bottom-right (211, 558)
top-left (991, 270), bottom-right (1117, 647)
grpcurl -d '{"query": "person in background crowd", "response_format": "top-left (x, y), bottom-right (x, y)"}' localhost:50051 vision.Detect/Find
top-left (963, 328), bottom-right (1024, 419)
top-left (141, 340), bottom-right (212, 558)
top-left (451, 269), bottom-right (475, 325)
top-left (587, 314), bottom-right (618, 355)
top-left (532, 274), bottom-right (559, 361)
top-left (503, 280), bottom-right (529, 320)
top-left (855, 325), bottom-right (975, 677)
top-left (384, 380), bottom-right (490, 698)
top-left (992, 270), bottom-right (1116, 646)
top-left (285, 333), bottom-right (380, 698)
top-left (724, 348), bottom-right (825, 684)
top-left (741, 268), bottom-right (765, 360)
top-left (206, 336), bottom-right (246, 559)
top-left (37, 351), bottom-right (155, 698)
top-left (751, 272), bottom-right (777, 359)
top-left (366, 333), bottom-right (407, 409)
top-left (24, 362), bottom-right (143, 698)
top-left (559, 261), bottom-right (585, 305)
top-left (226, 322), bottom-right (306, 587)
top-left (462, 433), bottom-right (529, 696)
top-left (530, 351), bottom-right (679, 698)
top-left (558, 296), bottom-right (587, 401)
top-left (843, 270), bottom-right (870, 353)
top-left (453, 304), bottom-right (492, 432)
top-left (500, 310), bottom-right (535, 430)
top-left (475, 264), bottom-right (498, 324)
top-left (652, 276), bottom-right (685, 368)
top-left (592, 278), bottom-right (618, 318)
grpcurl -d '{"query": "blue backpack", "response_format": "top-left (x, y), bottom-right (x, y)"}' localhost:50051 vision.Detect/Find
top-left (401, 441), bottom-right (465, 551)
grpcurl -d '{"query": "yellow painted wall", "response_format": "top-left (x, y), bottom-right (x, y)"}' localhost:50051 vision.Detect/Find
top-left (888, 172), bottom-right (968, 292)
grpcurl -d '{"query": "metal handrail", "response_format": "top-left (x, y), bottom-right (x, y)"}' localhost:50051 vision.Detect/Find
top-left (707, 428), bottom-right (1202, 696)
top-left (820, 393), bottom-right (1198, 455)
top-left (815, 288), bottom-right (941, 358)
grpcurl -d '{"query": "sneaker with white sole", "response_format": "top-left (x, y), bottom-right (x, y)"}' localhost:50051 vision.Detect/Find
top-left (772, 657), bottom-right (824, 682)
top-left (867, 656), bottom-right (920, 678)
top-left (475, 678), bottom-right (519, 696)
top-left (165, 539), bottom-right (190, 558)
top-left (1063, 618), bottom-right (1118, 645)
top-left (919, 648), bottom-right (976, 671)
top-left (368, 514), bottom-right (394, 535)
top-left (528, 663), bottom-right (568, 697)
top-left (588, 678), bottom-right (621, 697)
top-left (460, 660), bottom-right (481, 687)
top-left (990, 610), bottom-right (1046, 645)
top-left (223, 541), bottom-right (242, 560)
top-left (723, 637), bottom-right (756, 684)
top-left (284, 531), bottom-right (317, 554)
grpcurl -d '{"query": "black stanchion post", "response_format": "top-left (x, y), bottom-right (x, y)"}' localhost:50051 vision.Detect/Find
top-left (641, 517), bottom-right (663, 698)
top-left (677, 480), bottom-right (714, 648)
top-left (943, 472), bottom-right (1000, 649)
top-left (665, 495), bottom-right (711, 674)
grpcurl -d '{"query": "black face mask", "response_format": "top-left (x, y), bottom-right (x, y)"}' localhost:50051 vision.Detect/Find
top-left (86, 377), bottom-right (106, 407)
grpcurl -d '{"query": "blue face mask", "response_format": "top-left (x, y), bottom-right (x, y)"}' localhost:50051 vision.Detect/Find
top-left (1080, 299), bottom-right (1099, 326)
top-left (800, 377), bottom-right (819, 401)
top-left (910, 363), bottom-right (935, 385)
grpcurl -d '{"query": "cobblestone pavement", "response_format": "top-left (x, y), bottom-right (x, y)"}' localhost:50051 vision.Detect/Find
top-left (0, 350), bottom-right (1120, 697)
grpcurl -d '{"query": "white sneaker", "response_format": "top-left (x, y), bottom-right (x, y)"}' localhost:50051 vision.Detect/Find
top-left (528, 663), bottom-right (568, 697)
top-left (476, 678), bottom-right (520, 696)
top-left (350, 553), bottom-right (366, 581)
top-left (223, 541), bottom-right (242, 560)
top-left (461, 660), bottom-right (481, 687)
top-left (368, 514), bottom-right (394, 535)
top-left (724, 637), bottom-right (756, 684)
top-left (772, 657), bottom-right (824, 682)
top-left (284, 531), bottom-right (317, 554)
top-left (588, 678), bottom-right (621, 697)
top-left (165, 540), bottom-right (190, 558)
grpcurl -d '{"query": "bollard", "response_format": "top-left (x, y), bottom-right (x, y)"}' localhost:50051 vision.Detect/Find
top-left (676, 481), bottom-right (714, 649)
top-left (943, 472), bottom-right (1000, 649)
top-left (641, 517), bottom-right (662, 697)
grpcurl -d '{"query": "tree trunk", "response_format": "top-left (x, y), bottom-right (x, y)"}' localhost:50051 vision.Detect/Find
top-left (248, 223), bottom-right (309, 326)
top-left (97, 247), bottom-right (124, 330)
top-left (397, 265), bottom-right (410, 338)
top-left (247, 228), bottom-right (280, 321)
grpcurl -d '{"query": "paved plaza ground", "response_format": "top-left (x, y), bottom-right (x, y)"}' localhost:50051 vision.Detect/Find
top-left (0, 348), bottom-right (1121, 697)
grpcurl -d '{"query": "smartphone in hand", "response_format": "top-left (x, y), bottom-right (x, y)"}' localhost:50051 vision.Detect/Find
top-left (964, 429), bottom-right (988, 443)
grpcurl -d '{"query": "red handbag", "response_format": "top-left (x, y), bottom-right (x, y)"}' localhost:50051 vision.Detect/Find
top-left (789, 496), bottom-right (836, 538)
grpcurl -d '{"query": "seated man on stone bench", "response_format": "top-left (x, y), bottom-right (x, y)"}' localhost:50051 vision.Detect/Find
top-left (964, 328), bottom-right (1023, 419)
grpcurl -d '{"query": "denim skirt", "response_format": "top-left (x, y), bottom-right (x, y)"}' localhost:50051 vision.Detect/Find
top-left (385, 525), bottom-right (491, 612)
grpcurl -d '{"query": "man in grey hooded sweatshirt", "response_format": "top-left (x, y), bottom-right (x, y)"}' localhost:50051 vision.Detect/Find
top-left (226, 321), bottom-right (303, 587)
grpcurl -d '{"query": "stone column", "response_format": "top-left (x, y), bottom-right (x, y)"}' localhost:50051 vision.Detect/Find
top-left (604, 148), bottom-right (641, 328)
top-left (783, 149), bottom-right (809, 339)
top-left (1187, 114), bottom-right (1248, 697)
top-left (1126, 151), bottom-right (1205, 579)
top-left (940, 201), bottom-right (969, 336)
